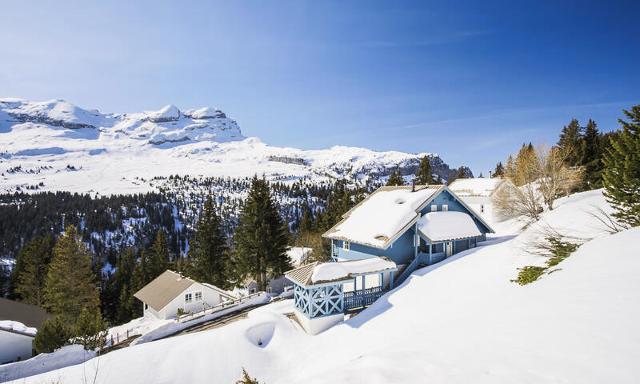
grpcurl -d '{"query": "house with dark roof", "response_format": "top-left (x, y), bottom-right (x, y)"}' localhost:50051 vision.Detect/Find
top-left (134, 270), bottom-right (236, 320)
top-left (0, 298), bottom-right (50, 364)
top-left (285, 184), bottom-right (493, 334)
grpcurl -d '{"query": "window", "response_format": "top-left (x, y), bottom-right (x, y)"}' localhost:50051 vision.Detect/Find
top-left (185, 293), bottom-right (193, 303)
top-left (431, 205), bottom-right (437, 212)
top-left (267, 286), bottom-right (272, 294)
top-left (195, 292), bottom-right (202, 302)
top-left (442, 204), bottom-right (448, 211)
top-left (343, 241), bottom-right (350, 250)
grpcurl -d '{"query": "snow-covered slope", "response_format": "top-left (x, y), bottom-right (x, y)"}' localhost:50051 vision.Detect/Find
top-left (8, 190), bottom-right (640, 383)
top-left (0, 98), bottom-right (440, 194)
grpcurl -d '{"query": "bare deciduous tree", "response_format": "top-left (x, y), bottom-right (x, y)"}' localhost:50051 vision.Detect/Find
top-left (493, 179), bottom-right (543, 221)
top-left (494, 143), bottom-right (583, 221)
top-left (536, 145), bottom-right (583, 210)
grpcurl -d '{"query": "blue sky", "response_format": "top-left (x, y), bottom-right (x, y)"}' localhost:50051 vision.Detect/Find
top-left (2, 1), bottom-right (639, 175)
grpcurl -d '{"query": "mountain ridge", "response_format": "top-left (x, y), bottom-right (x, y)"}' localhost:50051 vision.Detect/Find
top-left (0, 98), bottom-right (470, 194)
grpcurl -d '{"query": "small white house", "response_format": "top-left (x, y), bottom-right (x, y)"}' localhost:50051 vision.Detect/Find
top-left (448, 178), bottom-right (509, 223)
top-left (134, 270), bottom-right (236, 320)
top-left (0, 298), bottom-right (49, 364)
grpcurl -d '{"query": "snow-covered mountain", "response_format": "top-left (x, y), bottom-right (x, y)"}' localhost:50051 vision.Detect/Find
top-left (0, 98), bottom-right (461, 195)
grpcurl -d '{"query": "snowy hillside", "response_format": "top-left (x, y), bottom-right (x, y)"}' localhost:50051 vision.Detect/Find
top-left (7, 189), bottom-right (640, 384)
top-left (0, 98), bottom-right (452, 195)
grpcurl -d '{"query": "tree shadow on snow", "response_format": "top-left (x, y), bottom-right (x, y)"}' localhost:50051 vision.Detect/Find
top-left (344, 235), bottom-right (516, 329)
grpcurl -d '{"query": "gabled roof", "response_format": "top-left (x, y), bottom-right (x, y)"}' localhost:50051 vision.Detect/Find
top-left (448, 177), bottom-right (506, 197)
top-left (134, 270), bottom-right (196, 311)
top-left (323, 185), bottom-right (444, 249)
top-left (0, 298), bottom-right (50, 330)
top-left (285, 262), bottom-right (318, 287)
top-left (323, 184), bottom-right (494, 249)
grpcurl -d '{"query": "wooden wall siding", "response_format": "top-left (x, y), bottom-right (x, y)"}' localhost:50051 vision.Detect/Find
top-left (333, 229), bottom-right (416, 265)
top-left (420, 190), bottom-right (491, 234)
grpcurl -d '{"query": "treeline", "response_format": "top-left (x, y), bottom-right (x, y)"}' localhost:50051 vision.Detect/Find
top-left (1, 176), bottom-right (365, 338)
top-left (0, 191), bottom-right (180, 265)
top-left (492, 104), bottom-right (640, 226)
top-left (385, 156), bottom-right (473, 187)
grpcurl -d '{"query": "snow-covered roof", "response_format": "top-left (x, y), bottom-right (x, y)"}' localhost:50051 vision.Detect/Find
top-left (0, 320), bottom-right (37, 337)
top-left (448, 178), bottom-right (505, 197)
top-left (417, 211), bottom-right (482, 242)
top-left (285, 257), bottom-right (397, 287)
top-left (287, 247), bottom-right (313, 267)
top-left (323, 185), bottom-right (443, 249)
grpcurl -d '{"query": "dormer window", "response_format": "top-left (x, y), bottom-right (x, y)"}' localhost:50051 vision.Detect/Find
top-left (431, 205), bottom-right (437, 212)
top-left (442, 204), bottom-right (449, 211)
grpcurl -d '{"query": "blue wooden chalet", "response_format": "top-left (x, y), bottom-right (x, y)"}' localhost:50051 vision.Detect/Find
top-left (286, 184), bottom-right (494, 334)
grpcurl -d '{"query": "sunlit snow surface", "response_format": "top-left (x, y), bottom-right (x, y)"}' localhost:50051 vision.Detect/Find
top-left (5, 190), bottom-right (640, 384)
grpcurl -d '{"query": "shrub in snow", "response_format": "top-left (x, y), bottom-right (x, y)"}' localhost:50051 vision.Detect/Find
top-left (73, 308), bottom-right (108, 351)
top-left (514, 233), bottom-right (582, 285)
top-left (513, 266), bottom-right (547, 285)
top-left (236, 368), bottom-right (262, 384)
top-left (34, 316), bottom-right (71, 354)
top-left (546, 237), bottom-right (579, 267)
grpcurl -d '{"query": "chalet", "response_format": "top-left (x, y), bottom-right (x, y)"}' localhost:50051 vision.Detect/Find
top-left (285, 185), bottom-right (493, 334)
top-left (448, 177), bottom-right (509, 222)
top-left (0, 298), bottom-right (50, 364)
top-left (134, 270), bottom-right (236, 320)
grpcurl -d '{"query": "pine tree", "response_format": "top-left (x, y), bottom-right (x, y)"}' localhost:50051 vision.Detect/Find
top-left (147, 229), bottom-right (170, 280)
top-left (581, 119), bottom-right (603, 189)
top-left (74, 307), bottom-right (108, 351)
top-left (602, 105), bottom-right (640, 227)
top-left (113, 247), bottom-right (139, 323)
top-left (513, 143), bottom-right (539, 186)
top-left (189, 195), bottom-right (230, 288)
top-left (34, 316), bottom-right (71, 354)
top-left (0, 267), bottom-right (7, 297)
top-left (386, 168), bottom-right (405, 186)
top-left (493, 162), bottom-right (505, 177)
top-left (15, 235), bottom-right (54, 306)
top-left (299, 201), bottom-right (315, 233)
top-left (43, 225), bottom-right (100, 319)
top-left (233, 176), bottom-right (291, 290)
top-left (414, 156), bottom-right (433, 185)
top-left (557, 119), bottom-right (583, 166)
